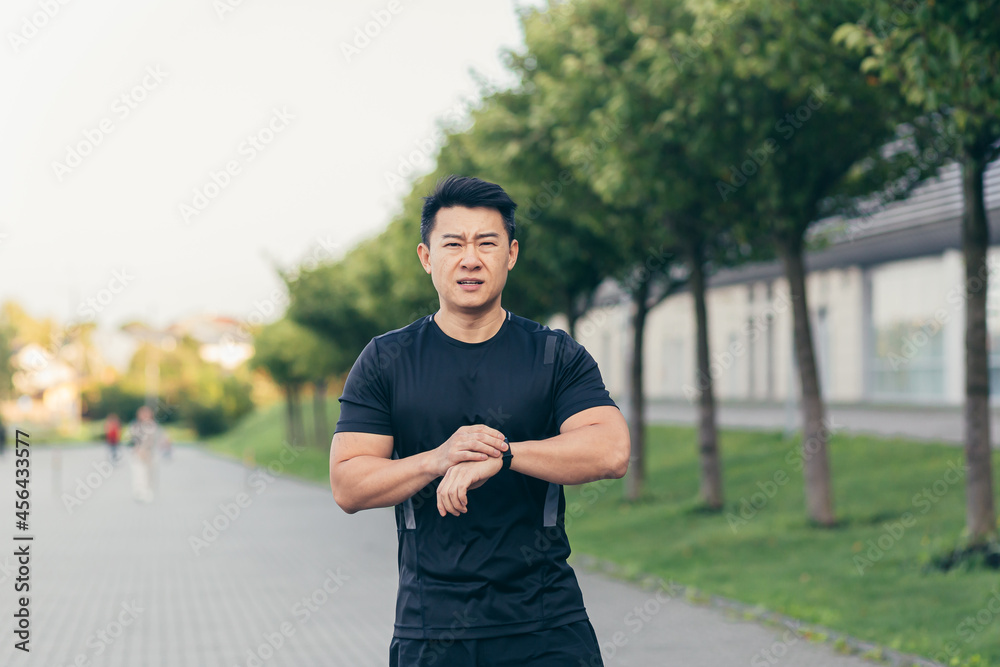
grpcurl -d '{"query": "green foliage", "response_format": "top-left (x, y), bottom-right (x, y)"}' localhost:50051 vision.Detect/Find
top-left (81, 384), bottom-right (146, 421)
top-left (834, 0), bottom-right (1000, 161)
top-left (250, 319), bottom-right (316, 388)
top-left (179, 372), bottom-right (254, 438)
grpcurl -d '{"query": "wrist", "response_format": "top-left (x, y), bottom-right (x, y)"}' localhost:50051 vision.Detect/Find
top-left (501, 437), bottom-right (513, 471)
top-left (422, 449), bottom-right (446, 478)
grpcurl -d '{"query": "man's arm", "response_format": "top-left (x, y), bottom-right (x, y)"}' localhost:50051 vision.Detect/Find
top-left (436, 405), bottom-right (630, 516)
top-left (330, 425), bottom-right (508, 514)
top-left (509, 405), bottom-right (630, 485)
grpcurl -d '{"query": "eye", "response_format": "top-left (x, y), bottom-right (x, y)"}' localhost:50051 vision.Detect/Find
top-left (481, 241), bottom-right (496, 247)
top-left (445, 242), bottom-right (460, 247)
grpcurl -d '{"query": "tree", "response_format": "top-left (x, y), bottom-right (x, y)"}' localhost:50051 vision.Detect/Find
top-left (835, 1), bottom-right (1000, 542)
top-left (514, 0), bottom-right (781, 506)
top-left (511, 1), bottom-right (690, 501)
top-left (664, 0), bottom-right (927, 524)
top-left (293, 330), bottom-right (348, 449)
top-left (251, 320), bottom-right (313, 447)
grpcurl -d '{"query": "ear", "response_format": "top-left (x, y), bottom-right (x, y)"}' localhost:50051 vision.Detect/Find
top-left (417, 243), bottom-right (432, 274)
top-left (507, 239), bottom-right (519, 271)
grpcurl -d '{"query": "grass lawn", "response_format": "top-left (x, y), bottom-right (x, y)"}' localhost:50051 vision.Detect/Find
top-left (205, 402), bottom-right (998, 666)
top-left (205, 397), bottom-right (337, 485)
top-left (564, 425), bottom-right (1000, 667)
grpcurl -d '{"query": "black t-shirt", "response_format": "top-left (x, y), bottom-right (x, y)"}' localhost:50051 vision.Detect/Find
top-left (335, 309), bottom-right (618, 640)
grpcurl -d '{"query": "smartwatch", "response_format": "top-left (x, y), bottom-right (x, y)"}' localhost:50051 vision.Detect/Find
top-left (501, 436), bottom-right (513, 471)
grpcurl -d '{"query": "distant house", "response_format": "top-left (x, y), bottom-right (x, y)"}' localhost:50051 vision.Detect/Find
top-left (166, 315), bottom-right (254, 370)
top-left (553, 159), bottom-right (1000, 407)
top-left (2, 342), bottom-right (82, 429)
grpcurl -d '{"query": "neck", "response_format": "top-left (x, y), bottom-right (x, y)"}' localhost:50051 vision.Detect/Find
top-left (434, 303), bottom-right (506, 344)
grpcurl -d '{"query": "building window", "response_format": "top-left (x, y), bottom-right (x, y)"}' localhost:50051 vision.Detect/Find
top-left (870, 318), bottom-right (945, 400)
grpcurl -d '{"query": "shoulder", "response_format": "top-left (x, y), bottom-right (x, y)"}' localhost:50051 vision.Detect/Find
top-left (507, 311), bottom-right (579, 347)
top-left (371, 314), bottom-right (433, 346)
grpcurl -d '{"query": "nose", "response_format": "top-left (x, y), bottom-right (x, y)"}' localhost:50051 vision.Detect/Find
top-left (460, 244), bottom-right (482, 269)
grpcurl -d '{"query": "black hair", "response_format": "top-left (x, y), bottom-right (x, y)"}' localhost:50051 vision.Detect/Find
top-left (420, 175), bottom-right (517, 247)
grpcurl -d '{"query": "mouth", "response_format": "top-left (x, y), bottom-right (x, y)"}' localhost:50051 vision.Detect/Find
top-left (457, 279), bottom-right (484, 291)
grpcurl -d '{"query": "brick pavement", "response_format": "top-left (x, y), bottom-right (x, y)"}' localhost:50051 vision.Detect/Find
top-left (0, 443), bottom-right (915, 666)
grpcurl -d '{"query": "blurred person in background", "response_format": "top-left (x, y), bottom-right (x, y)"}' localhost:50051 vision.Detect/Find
top-left (128, 406), bottom-right (166, 503)
top-left (104, 413), bottom-right (122, 463)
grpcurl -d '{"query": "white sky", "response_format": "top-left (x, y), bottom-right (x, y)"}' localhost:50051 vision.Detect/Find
top-left (1, 0), bottom-right (532, 362)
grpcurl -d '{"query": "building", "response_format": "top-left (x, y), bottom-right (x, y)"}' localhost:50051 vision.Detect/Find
top-left (558, 159), bottom-right (1000, 407)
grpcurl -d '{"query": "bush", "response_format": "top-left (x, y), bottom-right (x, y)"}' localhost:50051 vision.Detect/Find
top-left (82, 385), bottom-right (145, 421)
top-left (179, 374), bottom-right (255, 438)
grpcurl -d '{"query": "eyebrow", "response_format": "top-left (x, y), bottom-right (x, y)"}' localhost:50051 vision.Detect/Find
top-left (440, 232), bottom-right (500, 241)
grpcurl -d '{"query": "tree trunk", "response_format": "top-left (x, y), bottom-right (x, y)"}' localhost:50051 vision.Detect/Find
top-left (283, 385), bottom-right (296, 446)
top-left (286, 384), bottom-right (305, 447)
top-left (313, 380), bottom-right (329, 449)
top-left (689, 242), bottom-right (723, 509)
top-left (780, 236), bottom-right (836, 526)
top-left (961, 149), bottom-right (997, 544)
top-left (624, 277), bottom-right (650, 502)
top-left (566, 295), bottom-right (579, 341)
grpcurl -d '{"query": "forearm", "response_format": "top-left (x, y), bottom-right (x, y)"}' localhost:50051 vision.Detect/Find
top-left (332, 451), bottom-right (438, 514)
top-left (509, 422), bottom-right (629, 486)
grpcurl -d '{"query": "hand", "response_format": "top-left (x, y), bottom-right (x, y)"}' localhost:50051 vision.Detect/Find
top-left (436, 456), bottom-right (503, 517)
top-left (432, 424), bottom-right (507, 477)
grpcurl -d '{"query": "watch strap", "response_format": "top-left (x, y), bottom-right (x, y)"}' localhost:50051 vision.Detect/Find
top-left (502, 436), bottom-right (513, 470)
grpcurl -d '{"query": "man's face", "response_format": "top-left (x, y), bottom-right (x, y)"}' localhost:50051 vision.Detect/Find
top-left (417, 206), bottom-right (518, 314)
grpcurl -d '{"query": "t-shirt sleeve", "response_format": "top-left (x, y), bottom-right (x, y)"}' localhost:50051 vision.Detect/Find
top-left (335, 337), bottom-right (394, 436)
top-left (552, 332), bottom-right (618, 430)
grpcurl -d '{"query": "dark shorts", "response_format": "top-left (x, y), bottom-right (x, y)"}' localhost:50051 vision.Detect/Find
top-left (389, 619), bottom-right (605, 667)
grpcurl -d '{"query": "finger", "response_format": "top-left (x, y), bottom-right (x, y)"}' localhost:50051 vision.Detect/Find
top-left (450, 480), bottom-right (467, 515)
top-left (461, 438), bottom-right (502, 457)
top-left (485, 425), bottom-right (508, 443)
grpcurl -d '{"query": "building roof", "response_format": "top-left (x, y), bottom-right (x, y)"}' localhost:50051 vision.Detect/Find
top-left (707, 158), bottom-right (1000, 287)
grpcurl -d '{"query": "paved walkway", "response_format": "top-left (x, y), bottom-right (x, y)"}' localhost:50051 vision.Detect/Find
top-left (0, 443), bottom-right (902, 666)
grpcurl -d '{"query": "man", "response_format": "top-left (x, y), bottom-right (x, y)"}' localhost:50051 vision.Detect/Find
top-left (331, 175), bottom-right (630, 666)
